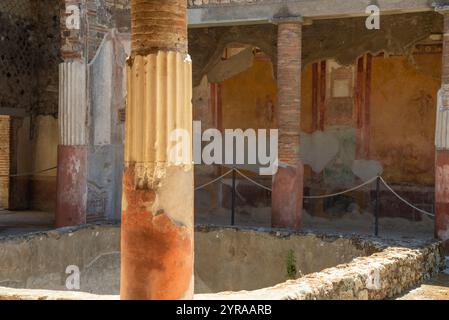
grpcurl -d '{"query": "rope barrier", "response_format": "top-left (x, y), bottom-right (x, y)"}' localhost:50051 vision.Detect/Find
top-left (234, 168), bottom-right (272, 192)
top-left (194, 169), bottom-right (234, 191)
top-left (303, 176), bottom-right (378, 199)
top-left (0, 166), bottom-right (58, 178)
top-left (379, 176), bottom-right (435, 218)
top-left (0, 162), bottom-right (437, 219)
top-left (196, 168), bottom-right (435, 219)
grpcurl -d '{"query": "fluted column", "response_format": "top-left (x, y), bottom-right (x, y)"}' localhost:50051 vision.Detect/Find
top-left (120, 0), bottom-right (194, 300)
top-left (56, 2), bottom-right (88, 228)
top-left (271, 18), bottom-right (304, 230)
top-left (58, 61), bottom-right (87, 146)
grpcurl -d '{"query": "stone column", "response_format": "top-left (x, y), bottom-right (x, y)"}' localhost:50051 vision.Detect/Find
top-left (56, 2), bottom-right (88, 228)
top-left (56, 61), bottom-right (88, 227)
top-left (435, 8), bottom-right (449, 252)
top-left (120, 0), bottom-right (194, 300)
top-left (272, 18), bottom-right (304, 230)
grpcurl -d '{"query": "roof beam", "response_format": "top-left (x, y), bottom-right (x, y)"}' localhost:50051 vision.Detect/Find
top-left (188, 0), bottom-right (434, 28)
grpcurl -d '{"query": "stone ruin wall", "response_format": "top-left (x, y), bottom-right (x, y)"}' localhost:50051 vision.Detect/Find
top-left (0, 1), bottom-right (60, 116)
top-left (0, 225), bottom-right (444, 300)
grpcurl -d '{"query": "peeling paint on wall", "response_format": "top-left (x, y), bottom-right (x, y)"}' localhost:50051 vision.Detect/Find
top-left (207, 47), bottom-right (255, 83)
top-left (189, 12), bottom-right (442, 87)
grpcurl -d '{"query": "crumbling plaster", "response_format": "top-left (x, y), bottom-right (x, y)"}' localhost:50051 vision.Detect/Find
top-left (189, 12), bottom-right (443, 86)
top-left (87, 31), bottom-right (129, 220)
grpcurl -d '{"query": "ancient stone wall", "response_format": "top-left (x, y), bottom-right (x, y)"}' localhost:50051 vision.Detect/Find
top-left (195, 226), bottom-right (381, 293)
top-left (0, 224), bottom-right (120, 294)
top-left (0, 287), bottom-right (116, 300)
top-left (0, 225), bottom-right (443, 300)
top-left (35, 0), bottom-right (60, 116)
top-left (198, 238), bottom-right (444, 300)
top-left (0, 2), bottom-right (39, 113)
top-left (0, 1), bottom-right (60, 116)
top-left (0, 0), bottom-right (132, 117)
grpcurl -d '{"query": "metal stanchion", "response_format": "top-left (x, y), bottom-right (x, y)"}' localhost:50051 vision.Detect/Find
top-left (231, 168), bottom-right (236, 226)
top-left (375, 176), bottom-right (380, 237)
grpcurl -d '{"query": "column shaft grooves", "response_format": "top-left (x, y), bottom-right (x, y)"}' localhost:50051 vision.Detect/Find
top-left (125, 51), bottom-right (192, 187)
top-left (59, 61), bottom-right (87, 146)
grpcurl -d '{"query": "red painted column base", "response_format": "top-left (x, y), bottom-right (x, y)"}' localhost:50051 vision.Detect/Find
top-left (435, 150), bottom-right (449, 253)
top-left (272, 161), bottom-right (304, 230)
top-left (120, 166), bottom-right (194, 300)
top-left (55, 145), bottom-right (87, 228)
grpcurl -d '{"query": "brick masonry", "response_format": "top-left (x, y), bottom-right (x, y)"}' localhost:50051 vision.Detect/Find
top-left (271, 22), bottom-right (304, 231)
top-left (277, 22), bottom-right (302, 165)
top-left (131, 0), bottom-right (186, 55)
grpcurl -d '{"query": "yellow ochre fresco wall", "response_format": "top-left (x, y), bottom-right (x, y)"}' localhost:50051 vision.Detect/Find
top-left (221, 58), bottom-right (277, 130)
top-left (370, 54), bottom-right (440, 186)
top-left (217, 51), bottom-right (440, 187)
top-left (221, 57), bottom-right (313, 132)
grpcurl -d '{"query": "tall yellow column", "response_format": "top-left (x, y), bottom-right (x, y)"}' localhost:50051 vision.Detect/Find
top-left (120, 0), bottom-right (194, 300)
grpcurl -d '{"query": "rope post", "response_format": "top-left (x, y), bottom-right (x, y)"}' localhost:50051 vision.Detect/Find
top-left (231, 168), bottom-right (236, 226)
top-left (375, 176), bottom-right (380, 237)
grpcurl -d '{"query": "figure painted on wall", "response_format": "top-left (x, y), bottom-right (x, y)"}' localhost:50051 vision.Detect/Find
top-left (412, 90), bottom-right (433, 118)
top-left (257, 95), bottom-right (276, 129)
